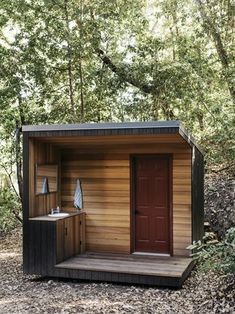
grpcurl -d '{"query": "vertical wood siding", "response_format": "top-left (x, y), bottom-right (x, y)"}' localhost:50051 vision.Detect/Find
top-left (192, 146), bottom-right (204, 242)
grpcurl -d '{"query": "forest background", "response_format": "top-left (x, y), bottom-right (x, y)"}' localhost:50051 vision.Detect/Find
top-left (0, 0), bottom-right (234, 231)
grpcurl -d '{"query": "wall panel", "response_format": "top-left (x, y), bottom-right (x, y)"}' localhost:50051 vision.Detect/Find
top-left (61, 154), bottom-right (130, 253)
top-left (29, 139), bottom-right (60, 217)
top-left (61, 142), bottom-right (192, 256)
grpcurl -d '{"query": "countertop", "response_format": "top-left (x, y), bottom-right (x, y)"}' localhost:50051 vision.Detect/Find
top-left (29, 211), bottom-right (85, 221)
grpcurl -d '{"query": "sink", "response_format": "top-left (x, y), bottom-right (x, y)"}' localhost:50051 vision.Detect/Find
top-left (48, 213), bottom-right (70, 218)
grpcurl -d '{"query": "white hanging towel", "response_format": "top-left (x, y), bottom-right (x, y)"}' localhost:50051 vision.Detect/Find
top-left (41, 177), bottom-right (49, 194)
top-left (74, 179), bottom-right (83, 209)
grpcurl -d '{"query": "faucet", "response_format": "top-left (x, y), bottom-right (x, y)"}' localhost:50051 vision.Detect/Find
top-left (50, 206), bottom-right (60, 215)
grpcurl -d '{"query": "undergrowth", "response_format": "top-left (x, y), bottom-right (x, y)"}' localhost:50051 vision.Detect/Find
top-left (188, 228), bottom-right (235, 274)
top-left (0, 188), bottom-right (21, 234)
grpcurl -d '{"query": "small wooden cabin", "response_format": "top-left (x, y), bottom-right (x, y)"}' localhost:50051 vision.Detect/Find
top-left (22, 121), bottom-right (204, 287)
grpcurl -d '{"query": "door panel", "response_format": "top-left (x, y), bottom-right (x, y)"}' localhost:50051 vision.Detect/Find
top-left (153, 177), bottom-right (168, 207)
top-left (136, 215), bottom-right (149, 240)
top-left (154, 217), bottom-right (167, 241)
top-left (136, 176), bottom-right (151, 206)
top-left (134, 156), bottom-right (171, 254)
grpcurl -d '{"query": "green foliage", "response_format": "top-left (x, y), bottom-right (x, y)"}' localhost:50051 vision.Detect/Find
top-left (0, 0), bottom-right (234, 232)
top-left (0, 0), bottom-right (234, 166)
top-left (188, 229), bottom-right (235, 274)
top-left (0, 188), bottom-right (21, 233)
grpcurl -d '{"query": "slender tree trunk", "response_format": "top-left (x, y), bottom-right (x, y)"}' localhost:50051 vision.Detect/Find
top-left (172, 0), bottom-right (179, 38)
top-left (169, 27), bottom-right (176, 61)
top-left (96, 42), bottom-right (109, 122)
top-left (78, 52), bottom-right (84, 121)
top-left (160, 98), bottom-right (174, 120)
top-left (15, 125), bottom-right (23, 202)
top-left (152, 95), bottom-right (160, 121)
top-left (96, 63), bottom-right (105, 122)
top-left (68, 54), bottom-right (76, 118)
top-left (78, 0), bottom-right (84, 122)
top-left (197, 112), bottom-right (204, 131)
top-left (172, 0), bottom-right (179, 61)
top-left (64, 1), bottom-right (76, 119)
top-left (16, 94), bottom-right (25, 203)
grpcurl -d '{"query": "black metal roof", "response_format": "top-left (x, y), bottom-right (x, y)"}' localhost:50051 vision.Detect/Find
top-left (22, 120), bottom-right (181, 132)
top-left (22, 120), bottom-right (203, 154)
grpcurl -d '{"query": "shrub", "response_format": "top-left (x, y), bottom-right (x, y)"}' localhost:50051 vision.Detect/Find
top-left (0, 187), bottom-right (21, 234)
top-left (188, 228), bottom-right (235, 274)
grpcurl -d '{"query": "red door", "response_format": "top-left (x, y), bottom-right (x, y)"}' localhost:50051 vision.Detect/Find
top-left (134, 156), bottom-right (171, 254)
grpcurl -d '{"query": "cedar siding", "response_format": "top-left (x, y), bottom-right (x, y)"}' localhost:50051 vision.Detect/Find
top-left (22, 121), bottom-right (203, 287)
top-left (60, 141), bottom-right (191, 256)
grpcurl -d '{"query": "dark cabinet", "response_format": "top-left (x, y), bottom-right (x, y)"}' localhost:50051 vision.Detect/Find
top-left (25, 213), bottom-right (85, 276)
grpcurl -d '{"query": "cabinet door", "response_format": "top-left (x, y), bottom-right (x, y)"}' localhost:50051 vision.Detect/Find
top-left (56, 220), bottom-right (65, 263)
top-left (64, 217), bottom-right (75, 259)
top-left (73, 215), bottom-right (81, 255)
top-left (56, 215), bottom-right (82, 263)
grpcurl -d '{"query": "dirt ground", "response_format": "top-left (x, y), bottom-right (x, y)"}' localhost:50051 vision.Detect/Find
top-left (0, 228), bottom-right (234, 314)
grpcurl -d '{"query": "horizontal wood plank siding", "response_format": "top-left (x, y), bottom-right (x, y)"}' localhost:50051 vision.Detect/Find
top-left (61, 155), bottom-right (130, 253)
top-left (173, 153), bottom-right (192, 256)
top-left (29, 139), bottom-right (60, 218)
top-left (36, 134), bottom-right (186, 145)
top-left (61, 141), bottom-right (192, 256)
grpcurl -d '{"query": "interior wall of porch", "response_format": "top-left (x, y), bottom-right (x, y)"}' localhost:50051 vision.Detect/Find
top-left (60, 142), bottom-right (192, 256)
top-left (28, 139), bottom-right (60, 218)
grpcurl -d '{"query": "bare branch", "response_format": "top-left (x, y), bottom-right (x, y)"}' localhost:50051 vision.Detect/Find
top-left (96, 48), bottom-right (156, 95)
top-left (12, 208), bottom-right (23, 224)
top-left (210, 163), bottom-right (235, 173)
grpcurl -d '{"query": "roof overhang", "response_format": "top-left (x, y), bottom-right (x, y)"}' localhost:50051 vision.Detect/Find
top-left (22, 120), bottom-right (203, 154)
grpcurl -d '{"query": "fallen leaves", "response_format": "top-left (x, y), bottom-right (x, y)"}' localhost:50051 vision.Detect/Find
top-left (205, 173), bottom-right (235, 240)
top-left (0, 229), bottom-right (234, 314)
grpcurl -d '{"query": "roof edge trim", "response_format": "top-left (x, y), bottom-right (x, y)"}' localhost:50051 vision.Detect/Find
top-left (179, 123), bottom-right (204, 155)
top-left (22, 121), bottom-right (181, 132)
top-left (22, 121), bottom-right (203, 154)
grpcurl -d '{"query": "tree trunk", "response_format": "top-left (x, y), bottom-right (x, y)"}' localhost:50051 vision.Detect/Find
top-left (79, 0), bottom-right (84, 122)
top-left (64, 1), bottom-right (76, 119)
top-left (161, 103), bottom-right (174, 120)
top-left (15, 125), bottom-right (23, 202)
top-left (16, 94), bottom-right (25, 204)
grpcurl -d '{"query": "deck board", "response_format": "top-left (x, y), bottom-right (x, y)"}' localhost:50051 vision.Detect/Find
top-left (55, 252), bottom-right (194, 285)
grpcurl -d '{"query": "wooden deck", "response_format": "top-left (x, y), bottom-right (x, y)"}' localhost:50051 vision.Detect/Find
top-left (55, 252), bottom-right (194, 287)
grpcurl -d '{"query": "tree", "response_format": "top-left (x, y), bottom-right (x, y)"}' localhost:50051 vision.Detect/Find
top-left (0, 0), bottom-right (234, 228)
top-left (195, 0), bottom-right (235, 104)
